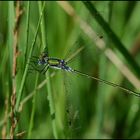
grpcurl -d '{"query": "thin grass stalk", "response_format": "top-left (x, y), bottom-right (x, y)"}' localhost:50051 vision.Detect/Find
top-left (96, 56), bottom-right (107, 138)
top-left (96, 3), bottom-right (111, 137)
top-left (10, 1), bottom-right (23, 138)
top-left (24, 1), bottom-right (30, 66)
top-left (27, 74), bottom-right (39, 138)
top-left (38, 1), bottom-right (58, 138)
top-left (27, 2), bottom-right (39, 138)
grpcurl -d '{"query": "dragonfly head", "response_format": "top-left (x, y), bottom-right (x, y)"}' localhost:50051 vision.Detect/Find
top-left (38, 59), bottom-right (44, 65)
top-left (60, 59), bottom-right (67, 65)
top-left (38, 53), bottom-right (48, 65)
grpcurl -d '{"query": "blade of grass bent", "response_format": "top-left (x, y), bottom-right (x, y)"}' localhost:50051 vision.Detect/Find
top-left (83, 1), bottom-right (140, 78)
top-left (15, 2), bottom-right (46, 112)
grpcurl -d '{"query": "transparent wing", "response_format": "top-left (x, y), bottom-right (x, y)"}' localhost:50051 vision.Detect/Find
top-left (63, 33), bottom-right (102, 74)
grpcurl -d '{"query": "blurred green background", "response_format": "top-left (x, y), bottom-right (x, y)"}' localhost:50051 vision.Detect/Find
top-left (0, 1), bottom-right (140, 139)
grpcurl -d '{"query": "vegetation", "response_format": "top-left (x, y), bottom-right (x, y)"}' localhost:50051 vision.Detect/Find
top-left (0, 1), bottom-right (140, 139)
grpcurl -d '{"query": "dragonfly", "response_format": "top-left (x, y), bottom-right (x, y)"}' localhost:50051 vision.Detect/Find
top-left (28, 46), bottom-right (140, 98)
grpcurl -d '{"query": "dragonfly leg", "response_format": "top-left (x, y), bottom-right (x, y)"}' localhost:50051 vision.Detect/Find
top-left (27, 68), bottom-right (36, 75)
top-left (29, 55), bottom-right (39, 63)
top-left (28, 60), bottom-right (38, 66)
top-left (39, 64), bottom-right (48, 73)
top-left (42, 65), bottom-right (49, 75)
top-left (29, 56), bottom-right (39, 61)
top-left (28, 62), bottom-right (42, 73)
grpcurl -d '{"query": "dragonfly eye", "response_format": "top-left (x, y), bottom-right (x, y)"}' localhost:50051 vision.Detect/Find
top-left (38, 59), bottom-right (44, 65)
top-left (38, 57), bottom-right (48, 65)
top-left (60, 59), bottom-right (67, 65)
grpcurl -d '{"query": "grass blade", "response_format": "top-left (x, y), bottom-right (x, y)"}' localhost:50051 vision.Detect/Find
top-left (15, 2), bottom-right (46, 112)
top-left (83, 1), bottom-right (140, 77)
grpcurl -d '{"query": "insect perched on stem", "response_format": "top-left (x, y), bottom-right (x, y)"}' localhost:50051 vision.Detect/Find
top-left (28, 47), bottom-right (140, 98)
